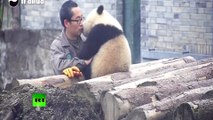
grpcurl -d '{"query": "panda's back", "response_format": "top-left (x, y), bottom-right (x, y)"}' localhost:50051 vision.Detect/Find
top-left (91, 34), bottom-right (132, 78)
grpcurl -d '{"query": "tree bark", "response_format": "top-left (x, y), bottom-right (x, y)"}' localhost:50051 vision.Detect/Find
top-left (74, 56), bottom-right (197, 102)
top-left (173, 98), bottom-right (213, 120)
top-left (102, 76), bottom-right (213, 120)
top-left (17, 57), bottom-right (195, 89)
top-left (123, 86), bottom-right (213, 120)
top-left (101, 61), bottom-right (213, 120)
top-left (18, 75), bottom-right (82, 88)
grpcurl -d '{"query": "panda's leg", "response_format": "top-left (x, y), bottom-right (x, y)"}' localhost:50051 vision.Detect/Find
top-left (83, 64), bottom-right (91, 80)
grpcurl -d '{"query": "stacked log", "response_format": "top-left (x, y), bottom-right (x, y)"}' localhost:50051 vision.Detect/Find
top-left (122, 86), bottom-right (213, 120)
top-left (18, 56), bottom-right (193, 88)
top-left (101, 61), bottom-right (213, 120)
top-left (74, 56), bottom-right (196, 102)
top-left (16, 56), bottom-right (213, 120)
top-left (18, 56), bottom-right (195, 98)
top-left (173, 98), bottom-right (213, 120)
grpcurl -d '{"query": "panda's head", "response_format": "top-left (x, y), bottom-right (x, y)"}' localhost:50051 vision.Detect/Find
top-left (83, 5), bottom-right (123, 37)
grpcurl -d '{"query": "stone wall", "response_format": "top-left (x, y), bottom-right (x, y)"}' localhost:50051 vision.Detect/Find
top-left (21, 0), bottom-right (123, 29)
top-left (141, 0), bottom-right (213, 57)
top-left (6, 0), bottom-right (213, 58)
top-left (0, 29), bottom-right (60, 85)
top-left (1, 0), bottom-right (213, 83)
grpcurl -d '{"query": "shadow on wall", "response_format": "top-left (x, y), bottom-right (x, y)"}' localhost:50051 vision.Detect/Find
top-left (0, 29), bottom-right (61, 87)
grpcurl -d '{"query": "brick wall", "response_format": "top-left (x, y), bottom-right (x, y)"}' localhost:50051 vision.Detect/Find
top-left (141, 0), bottom-right (213, 56)
top-left (20, 0), bottom-right (213, 57)
top-left (21, 0), bottom-right (123, 29)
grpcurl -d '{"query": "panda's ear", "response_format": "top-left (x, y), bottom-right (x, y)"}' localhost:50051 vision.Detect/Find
top-left (97, 5), bottom-right (104, 15)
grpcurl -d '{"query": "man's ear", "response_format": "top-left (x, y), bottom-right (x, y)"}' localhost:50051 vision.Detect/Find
top-left (64, 19), bottom-right (70, 28)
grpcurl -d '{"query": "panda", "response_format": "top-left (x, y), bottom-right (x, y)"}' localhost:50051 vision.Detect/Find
top-left (77, 5), bottom-right (132, 80)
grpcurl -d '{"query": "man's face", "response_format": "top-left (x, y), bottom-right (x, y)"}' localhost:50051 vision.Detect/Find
top-left (66, 7), bottom-right (84, 38)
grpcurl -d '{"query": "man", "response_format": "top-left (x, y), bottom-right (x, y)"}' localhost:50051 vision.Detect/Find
top-left (50, 0), bottom-right (91, 78)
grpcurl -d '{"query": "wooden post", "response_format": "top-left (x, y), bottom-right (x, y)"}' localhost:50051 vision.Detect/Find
top-left (123, 0), bottom-right (141, 64)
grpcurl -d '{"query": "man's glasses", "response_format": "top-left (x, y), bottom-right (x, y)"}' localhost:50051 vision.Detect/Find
top-left (70, 17), bottom-right (85, 24)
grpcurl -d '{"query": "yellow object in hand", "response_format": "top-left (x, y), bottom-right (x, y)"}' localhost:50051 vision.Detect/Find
top-left (62, 66), bottom-right (81, 78)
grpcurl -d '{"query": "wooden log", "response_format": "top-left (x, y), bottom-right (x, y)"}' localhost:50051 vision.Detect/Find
top-left (173, 98), bottom-right (213, 120)
top-left (130, 57), bottom-right (173, 69)
top-left (102, 78), bottom-right (213, 120)
top-left (129, 56), bottom-right (196, 79)
top-left (122, 86), bottom-right (213, 120)
top-left (74, 56), bottom-right (197, 102)
top-left (17, 57), bottom-right (194, 89)
top-left (18, 75), bottom-right (82, 88)
top-left (101, 62), bottom-right (213, 120)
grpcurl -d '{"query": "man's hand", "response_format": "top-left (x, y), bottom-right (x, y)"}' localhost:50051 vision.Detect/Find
top-left (62, 66), bottom-right (82, 78)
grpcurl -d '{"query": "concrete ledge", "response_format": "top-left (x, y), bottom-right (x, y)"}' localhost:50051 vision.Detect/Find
top-left (141, 49), bottom-right (212, 60)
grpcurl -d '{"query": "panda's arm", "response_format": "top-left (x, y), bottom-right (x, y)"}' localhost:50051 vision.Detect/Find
top-left (77, 42), bottom-right (98, 60)
top-left (78, 25), bottom-right (104, 59)
top-left (78, 24), bottom-right (123, 59)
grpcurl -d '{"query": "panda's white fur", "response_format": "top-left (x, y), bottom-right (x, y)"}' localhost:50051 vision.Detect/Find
top-left (78, 5), bottom-right (131, 79)
top-left (90, 35), bottom-right (131, 78)
top-left (83, 7), bottom-right (123, 36)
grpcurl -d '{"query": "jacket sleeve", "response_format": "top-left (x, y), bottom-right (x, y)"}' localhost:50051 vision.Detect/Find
top-left (50, 40), bottom-right (86, 74)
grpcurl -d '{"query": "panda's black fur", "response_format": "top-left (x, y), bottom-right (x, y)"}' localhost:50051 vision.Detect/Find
top-left (78, 24), bottom-right (123, 79)
top-left (76, 5), bottom-right (131, 80)
top-left (78, 24), bottom-right (123, 59)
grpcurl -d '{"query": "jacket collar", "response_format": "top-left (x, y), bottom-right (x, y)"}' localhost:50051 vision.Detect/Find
top-left (60, 29), bottom-right (85, 47)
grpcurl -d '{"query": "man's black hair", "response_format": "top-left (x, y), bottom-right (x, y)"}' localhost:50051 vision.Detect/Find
top-left (60, 0), bottom-right (78, 28)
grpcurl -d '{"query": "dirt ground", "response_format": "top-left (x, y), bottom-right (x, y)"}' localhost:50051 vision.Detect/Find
top-left (0, 84), bottom-right (102, 120)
